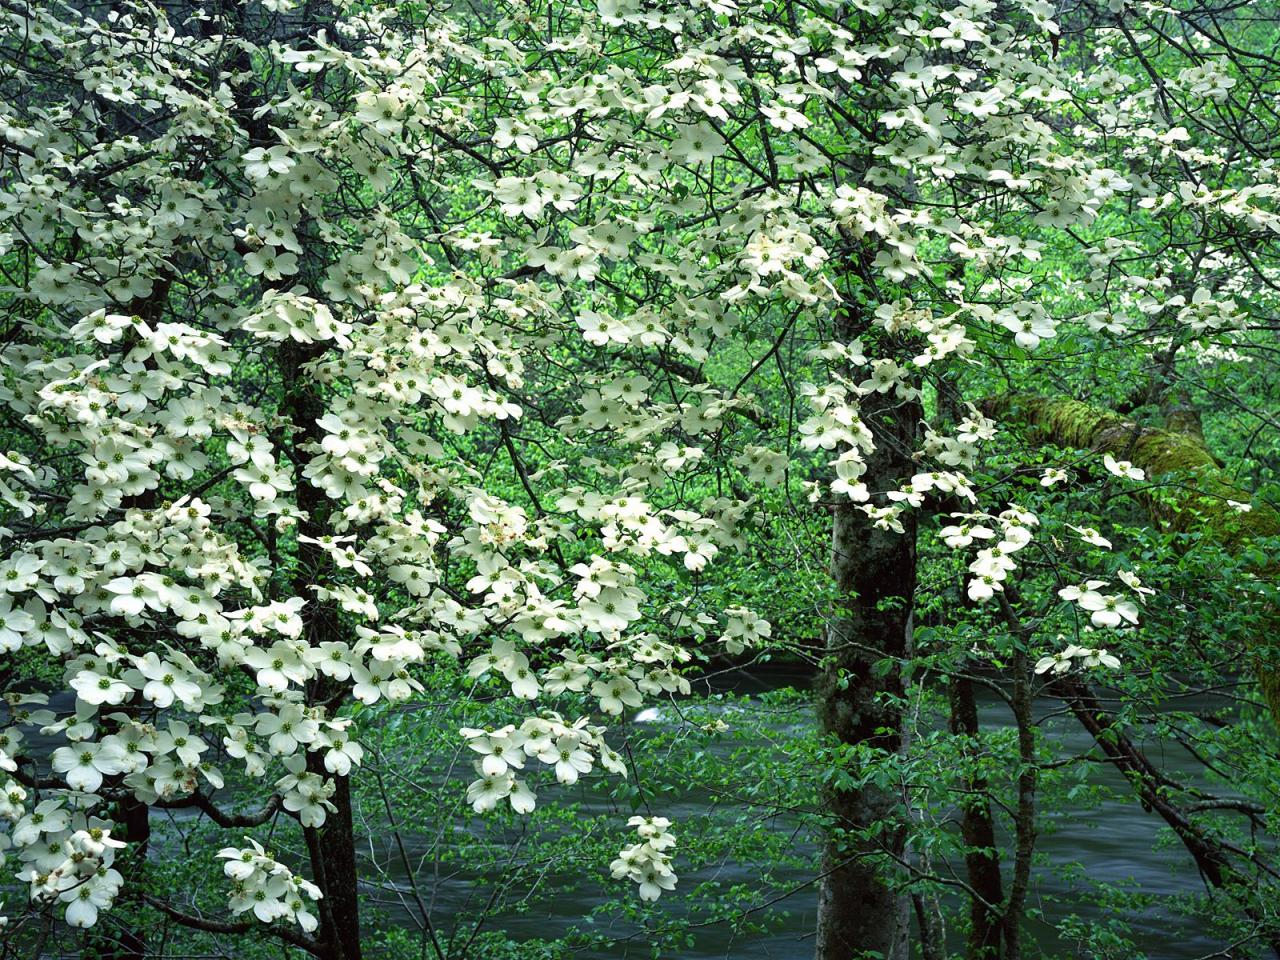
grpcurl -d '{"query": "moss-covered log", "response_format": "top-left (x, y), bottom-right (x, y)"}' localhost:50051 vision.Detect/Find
top-left (986, 394), bottom-right (1280, 722)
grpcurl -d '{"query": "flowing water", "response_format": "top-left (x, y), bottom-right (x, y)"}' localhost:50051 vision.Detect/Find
top-left (381, 668), bottom-right (1255, 959)
top-left (9, 675), bottom-right (1260, 959)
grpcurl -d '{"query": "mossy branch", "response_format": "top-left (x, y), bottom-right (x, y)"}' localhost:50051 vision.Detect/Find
top-left (987, 393), bottom-right (1280, 723)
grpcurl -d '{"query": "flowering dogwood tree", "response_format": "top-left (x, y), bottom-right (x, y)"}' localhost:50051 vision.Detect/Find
top-left (2, 0), bottom-right (1279, 956)
top-left (0, 1), bottom-right (720, 953)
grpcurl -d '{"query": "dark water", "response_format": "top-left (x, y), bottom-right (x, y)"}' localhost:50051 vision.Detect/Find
top-left (10, 678), bottom-right (1262, 959)
top-left (378, 668), bottom-right (1257, 959)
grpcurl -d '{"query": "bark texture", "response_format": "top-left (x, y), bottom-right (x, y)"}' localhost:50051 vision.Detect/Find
top-left (815, 383), bottom-right (920, 960)
top-left (986, 393), bottom-right (1280, 722)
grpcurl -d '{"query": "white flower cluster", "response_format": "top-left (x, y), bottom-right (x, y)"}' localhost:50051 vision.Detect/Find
top-left (462, 714), bottom-right (627, 814)
top-left (1058, 577), bottom-right (1145, 629)
top-left (1039, 570), bottom-right (1152, 674)
top-left (276, 756), bottom-right (338, 828)
top-left (720, 607), bottom-right (772, 654)
top-left (610, 816), bottom-right (677, 902)
top-left (1103, 454), bottom-right (1146, 482)
top-left (921, 409), bottom-right (997, 470)
top-left (939, 506), bottom-right (1039, 602)
top-left (11, 806), bottom-right (125, 928)
top-left (217, 840), bottom-right (322, 931)
top-left (1034, 643), bottom-right (1122, 676)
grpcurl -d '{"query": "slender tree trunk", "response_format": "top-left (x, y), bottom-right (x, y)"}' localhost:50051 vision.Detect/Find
top-left (1061, 678), bottom-right (1280, 960)
top-left (997, 583), bottom-right (1280, 959)
top-left (913, 890), bottom-right (946, 960)
top-left (949, 674), bottom-right (1004, 959)
top-left (1000, 646), bottom-right (1037, 960)
top-left (815, 310), bottom-right (920, 959)
top-left (939, 366), bottom-right (1005, 959)
top-left (284, 341), bottom-right (364, 960)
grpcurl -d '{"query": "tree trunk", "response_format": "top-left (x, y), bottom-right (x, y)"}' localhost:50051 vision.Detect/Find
top-left (104, 479), bottom-right (161, 960)
top-left (913, 890), bottom-right (946, 960)
top-left (323, 780), bottom-right (363, 960)
top-left (940, 370), bottom-right (1006, 959)
top-left (948, 674), bottom-right (1005, 959)
top-left (1000, 645), bottom-right (1036, 960)
top-left (284, 340), bottom-right (364, 960)
top-left (304, 762), bottom-right (363, 960)
top-left (815, 374), bottom-right (919, 960)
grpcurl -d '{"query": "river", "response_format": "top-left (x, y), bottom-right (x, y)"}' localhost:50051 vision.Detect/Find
top-left (6, 674), bottom-right (1263, 959)
top-left (375, 667), bottom-right (1257, 959)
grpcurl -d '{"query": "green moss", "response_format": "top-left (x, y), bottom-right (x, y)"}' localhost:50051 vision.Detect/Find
top-left (992, 392), bottom-right (1280, 723)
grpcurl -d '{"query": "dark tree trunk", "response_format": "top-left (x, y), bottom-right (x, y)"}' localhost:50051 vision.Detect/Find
top-left (104, 479), bottom-right (159, 960)
top-left (1000, 646), bottom-right (1037, 960)
top-left (96, 796), bottom-right (150, 960)
top-left (949, 674), bottom-right (1005, 959)
top-left (815, 346), bottom-right (920, 960)
top-left (304, 761), bottom-right (364, 960)
top-left (284, 339), bottom-right (364, 960)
